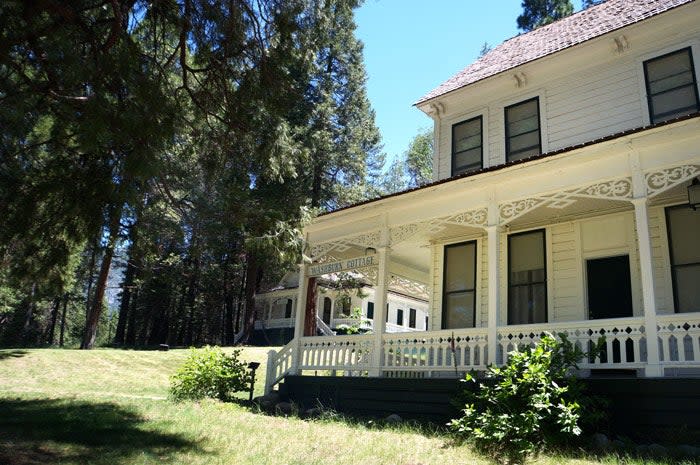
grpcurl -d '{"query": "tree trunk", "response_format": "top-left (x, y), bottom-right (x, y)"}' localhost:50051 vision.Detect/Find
top-left (239, 252), bottom-right (259, 343)
top-left (234, 273), bottom-right (245, 334)
top-left (125, 288), bottom-right (138, 345)
top-left (81, 203), bottom-right (122, 349)
top-left (304, 277), bottom-right (318, 336)
top-left (22, 283), bottom-right (37, 345)
top-left (114, 239), bottom-right (138, 345)
top-left (46, 296), bottom-right (61, 345)
top-left (84, 235), bottom-right (99, 329)
top-left (59, 294), bottom-right (68, 347)
top-left (223, 262), bottom-right (235, 344)
top-left (183, 250), bottom-right (199, 346)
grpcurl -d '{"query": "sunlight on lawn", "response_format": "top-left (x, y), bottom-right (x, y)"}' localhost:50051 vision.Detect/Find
top-left (0, 347), bottom-right (688, 465)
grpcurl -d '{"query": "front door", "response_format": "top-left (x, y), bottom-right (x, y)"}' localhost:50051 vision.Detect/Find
top-left (586, 255), bottom-right (633, 320)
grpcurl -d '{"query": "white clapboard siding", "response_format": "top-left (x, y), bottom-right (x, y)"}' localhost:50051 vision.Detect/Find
top-left (550, 223), bottom-right (583, 322)
top-left (433, 25), bottom-right (700, 181)
top-left (649, 206), bottom-right (674, 314)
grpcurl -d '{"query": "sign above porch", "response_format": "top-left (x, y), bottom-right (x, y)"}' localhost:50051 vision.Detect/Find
top-left (308, 255), bottom-right (378, 277)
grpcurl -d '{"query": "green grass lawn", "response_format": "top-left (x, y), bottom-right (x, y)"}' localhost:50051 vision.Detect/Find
top-left (0, 347), bottom-right (691, 465)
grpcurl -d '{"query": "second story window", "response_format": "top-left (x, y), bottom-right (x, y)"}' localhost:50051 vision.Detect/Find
top-left (452, 116), bottom-right (482, 176)
top-left (505, 97), bottom-right (541, 162)
top-left (409, 308), bottom-right (416, 328)
top-left (644, 48), bottom-right (699, 124)
top-left (396, 309), bottom-right (404, 326)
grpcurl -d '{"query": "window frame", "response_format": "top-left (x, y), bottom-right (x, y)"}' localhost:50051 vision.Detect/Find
top-left (504, 97), bottom-right (541, 162)
top-left (643, 47), bottom-right (700, 124)
top-left (366, 301), bottom-right (374, 319)
top-left (441, 240), bottom-right (478, 329)
top-left (451, 115), bottom-right (483, 176)
top-left (507, 228), bottom-right (548, 325)
top-left (409, 308), bottom-right (417, 329)
top-left (396, 308), bottom-right (404, 326)
top-left (665, 204), bottom-right (700, 313)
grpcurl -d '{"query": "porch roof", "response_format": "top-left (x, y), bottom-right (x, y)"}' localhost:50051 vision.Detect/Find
top-left (319, 112), bottom-right (700, 220)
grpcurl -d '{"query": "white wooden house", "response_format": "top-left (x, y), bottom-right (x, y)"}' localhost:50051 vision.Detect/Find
top-left (254, 272), bottom-right (430, 344)
top-left (266, 0), bottom-right (700, 393)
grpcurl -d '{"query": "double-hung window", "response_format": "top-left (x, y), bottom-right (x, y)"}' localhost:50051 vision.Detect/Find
top-left (442, 241), bottom-right (477, 329)
top-left (644, 48), bottom-right (700, 124)
top-left (452, 116), bottom-right (482, 175)
top-left (505, 97), bottom-right (541, 162)
top-left (409, 308), bottom-right (417, 329)
top-left (508, 229), bottom-right (547, 324)
top-left (665, 205), bottom-right (700, 313)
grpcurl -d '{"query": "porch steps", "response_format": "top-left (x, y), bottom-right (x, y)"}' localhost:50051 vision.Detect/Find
top-left (280, 375), bottom-right (700, 436)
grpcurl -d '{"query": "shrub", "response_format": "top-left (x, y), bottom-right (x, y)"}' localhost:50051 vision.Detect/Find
top-left (449, 333), bottom-right (603, 464)
top-left (170, 346), bottom-right (249, 401)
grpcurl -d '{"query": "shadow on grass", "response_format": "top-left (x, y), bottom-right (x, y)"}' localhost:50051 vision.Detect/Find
top-left (0, 398), bottom-right (201, 465)
top-left (0, 350), bottom-right (28, 361)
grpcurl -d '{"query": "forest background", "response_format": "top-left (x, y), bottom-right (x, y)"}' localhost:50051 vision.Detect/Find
top-left (0, 0), bottom-right (592, 349)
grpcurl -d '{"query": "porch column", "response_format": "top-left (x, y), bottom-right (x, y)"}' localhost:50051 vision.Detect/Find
top-left (486, 225), bottom-right (500, 366)
top-left (631, 198), bottom-right (662, 377)
top-left (291, 264), bottom-right (308, 373)
top-left (370, 246), bottom-right (390, 376)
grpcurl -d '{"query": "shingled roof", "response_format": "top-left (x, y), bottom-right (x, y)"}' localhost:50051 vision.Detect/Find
top-left (416, 0), bottom-right (695, 105)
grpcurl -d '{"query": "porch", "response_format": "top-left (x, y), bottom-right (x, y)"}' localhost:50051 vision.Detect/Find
top-left (264, 120), bottom-right (700, 392)
top-left (267, 312), bottom-right (700, 388)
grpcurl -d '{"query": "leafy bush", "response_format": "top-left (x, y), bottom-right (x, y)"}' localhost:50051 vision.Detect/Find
top-left (170, 346), bottom-right (249, 401)
top-left (450, 333), bottom-right (603, 463)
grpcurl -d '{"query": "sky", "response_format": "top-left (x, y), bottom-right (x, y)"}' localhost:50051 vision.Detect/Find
top-left (355, 0), bottom-right (585, 161)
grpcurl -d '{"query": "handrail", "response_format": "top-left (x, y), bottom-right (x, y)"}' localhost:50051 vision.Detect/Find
top-left (265, 338), bottom-right (297, 394)
top-left (315, 316), bottom-right (336, 336)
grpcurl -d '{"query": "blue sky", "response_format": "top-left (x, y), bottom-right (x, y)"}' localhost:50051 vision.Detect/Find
top-left (355, 0), bottom-right (585, 161)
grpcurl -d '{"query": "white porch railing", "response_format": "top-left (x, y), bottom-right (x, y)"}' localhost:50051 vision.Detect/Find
top-left (264, 313), bottom-right (700, 393)
top-left (299, 334), bottom-right (374, 372)
top-left (332, 317), bottom-right (372, 329)
top-left (265, 339), bottom-right (296, 393)
top-left (658, 313), bottom-right (700, 367)
top-left (497, 317), bottom-right (647, 369)
top-left (383, 329), bottom-right (488, 374)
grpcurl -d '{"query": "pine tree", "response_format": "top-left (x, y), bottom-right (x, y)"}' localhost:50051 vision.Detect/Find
top-left (303, 0), bottom-right (383, 210)
top-left (517, 0), bottom-right (574, 32)
top-left (405, 129), bottom-right (434, 188)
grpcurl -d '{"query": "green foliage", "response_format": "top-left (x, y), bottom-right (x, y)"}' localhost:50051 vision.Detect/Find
top-left (405, 129), bottom-right (433, 188)
top-left (582, 0), bottom-right (604, 9)
top-left (517, 0), bottom-right (574, 32)
top-left (170, 346), bottom-right (250, 402)
top-left (0, 0), bottom-right (381, 349)
top-left (450, 333), bottom-right (602, 463)
top-left (335, 306), bottom-right (370, 335)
